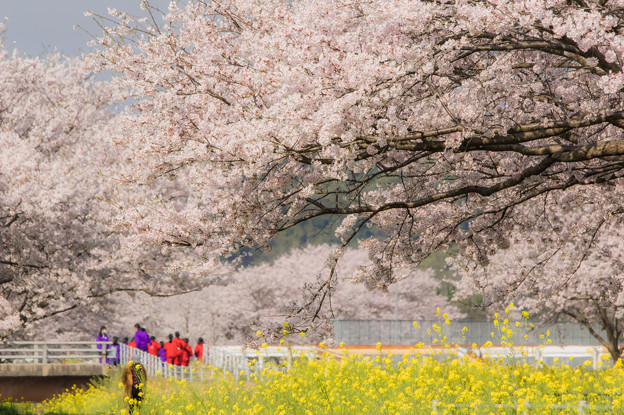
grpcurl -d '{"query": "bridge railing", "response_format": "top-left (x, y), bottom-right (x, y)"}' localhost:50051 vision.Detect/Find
top-left (0, 341), bottom-right (111, 364)
top-left (115, 344), bottom-right (324, 382)
top-left (119, 344), bottom-right (208, 382)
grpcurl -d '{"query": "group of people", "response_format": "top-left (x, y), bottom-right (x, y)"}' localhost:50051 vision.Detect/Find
top-left (96, 324), bottom-right (206, 367)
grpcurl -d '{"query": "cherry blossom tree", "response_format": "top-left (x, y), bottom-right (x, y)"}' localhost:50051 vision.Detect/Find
top-left (42, 245), bottom-right (459, 344)
top-left (455, 190), bottom-right (624, 362)
top-left (88, 0), bottom-right (624, 331)
top-left (0, 34), bottom-right (215, 339)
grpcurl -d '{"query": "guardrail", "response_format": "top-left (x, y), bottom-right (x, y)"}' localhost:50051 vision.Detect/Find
top-left (0, 341), bottom-right (110, 364)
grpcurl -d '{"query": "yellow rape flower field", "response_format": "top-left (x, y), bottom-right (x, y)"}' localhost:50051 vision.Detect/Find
top-left (2, 311), bottom-right (622, 415)
top-left (2, 352), bottom-right (623, 415)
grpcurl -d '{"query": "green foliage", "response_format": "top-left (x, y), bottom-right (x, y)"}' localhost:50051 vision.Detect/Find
top-left (0, 402), bottom-right (36, 415)
top-left (238, 216), bottom-right (383, 266)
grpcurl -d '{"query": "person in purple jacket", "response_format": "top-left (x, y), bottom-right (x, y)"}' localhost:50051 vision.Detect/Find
top-left (158, 341), bottom-right (167, 366)
top-left (133, 324), bottom-right (152, 352)
top-left (96, 326), bottom-right (110, 364)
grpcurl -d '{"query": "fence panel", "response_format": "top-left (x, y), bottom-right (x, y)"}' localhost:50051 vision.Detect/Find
top-left (331, 319), bottom-right (604, 346)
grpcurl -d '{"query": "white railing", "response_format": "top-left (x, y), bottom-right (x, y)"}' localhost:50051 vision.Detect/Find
top-left (117, 344), bottom-right (323, 382)
top-left (535, 345), bottom-right (603, 369)
top-left (0, 341), bottom-right (111, 364)
top-left (119, 344), bottom-right (208, 382)
top-left (207, 345), bottom-right (324, 381)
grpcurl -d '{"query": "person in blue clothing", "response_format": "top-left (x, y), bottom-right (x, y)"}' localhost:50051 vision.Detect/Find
top-left (96, 326), bottom-right (110, 364)
top-left (133, 324), bottom-right (152, 352)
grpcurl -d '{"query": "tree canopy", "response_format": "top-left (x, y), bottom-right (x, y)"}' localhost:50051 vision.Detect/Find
top-left (85, 0), bottom-right (624, 330)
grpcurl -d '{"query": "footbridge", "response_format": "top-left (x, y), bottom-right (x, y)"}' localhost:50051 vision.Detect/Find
top-left (0, 341), bottom-right (109, 402)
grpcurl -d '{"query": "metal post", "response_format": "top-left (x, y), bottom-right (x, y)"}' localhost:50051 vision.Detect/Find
top-left (101, 342), bottom-right (106, 365)
top-left (42, 343), bottom-right (48, 364)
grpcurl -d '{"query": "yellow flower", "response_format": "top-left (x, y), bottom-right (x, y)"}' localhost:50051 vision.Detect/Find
top-left (376, 342), bottom-right (382, 351)
top-left (256, 330), bottom-right (263, 337)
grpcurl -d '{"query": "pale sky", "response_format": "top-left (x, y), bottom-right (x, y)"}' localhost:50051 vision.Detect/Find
top-left (1, 0), bottom-right (170, 57)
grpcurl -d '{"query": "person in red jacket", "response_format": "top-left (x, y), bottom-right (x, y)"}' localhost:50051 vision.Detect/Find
top-left (180, 338), bottom-right (193, 367)
top-left (172, 332), bottom-right (184, 365)
top-left (147, 336), bottom-right (160, 356)
top-left (162, 334), bottom-right (180, 365)
top-left (126, 339), bottom-right (137, 362)
top-left (194, 338), bottom-right (204, 362)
